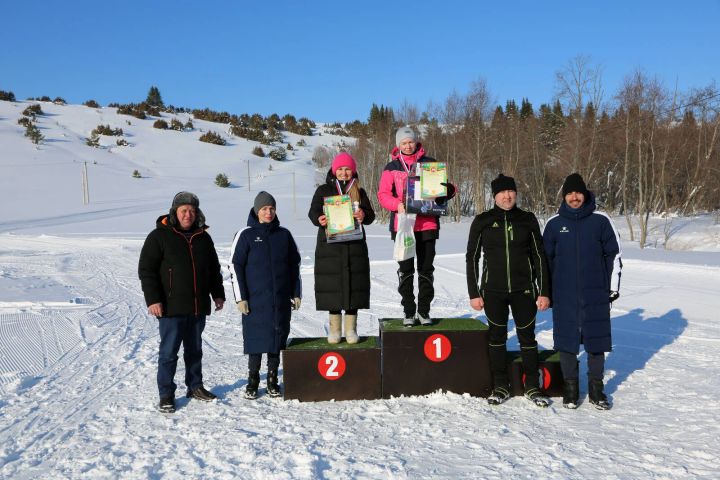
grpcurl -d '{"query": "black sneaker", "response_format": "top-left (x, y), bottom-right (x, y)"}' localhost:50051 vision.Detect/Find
top-left (186, 385), bottom-right (217, 402)
top-left (417, 313), bottom-right (433, 326)
top-left (245, 372), bottom-right (260, 400)
top-left (563, 379), bottom-right (579, 409)
top-left (487, 386), bottom-right (511, 405)
top-left (266, 370), bottom-right (281, 398)
top-left (589, 380), bottom-right (611, 410)
top-left (159, 396), bottom-right (175, 413)
top-left (524, 387), bottom-right (551, 408)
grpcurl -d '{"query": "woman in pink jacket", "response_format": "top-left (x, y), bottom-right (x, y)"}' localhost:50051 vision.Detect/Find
top-left (377, 127), bottom-right (455, 326)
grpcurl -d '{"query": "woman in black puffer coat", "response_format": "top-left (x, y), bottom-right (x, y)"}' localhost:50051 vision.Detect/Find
top-left (308, 152), bottom-right (375, 344)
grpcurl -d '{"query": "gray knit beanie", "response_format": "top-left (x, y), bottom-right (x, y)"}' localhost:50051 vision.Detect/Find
top-left (395, 126), bottom-right (417, 146)
top-left (253, 191), bottom-right (276, 214)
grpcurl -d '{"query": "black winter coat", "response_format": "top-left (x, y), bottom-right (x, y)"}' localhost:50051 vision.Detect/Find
top-left (543, 193), bottom-right (622, 354)
top-left (308, 172), bottom-right (375, 311)
top-left (138, 215), bottom-right (225, 317)
top-left (466, 205), bottom-right (550, 298)
top-left (230, 209), bottom-right (301, 354)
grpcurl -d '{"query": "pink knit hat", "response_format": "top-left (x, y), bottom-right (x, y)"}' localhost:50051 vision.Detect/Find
top-left (331, 152), bottom-right (357, 176)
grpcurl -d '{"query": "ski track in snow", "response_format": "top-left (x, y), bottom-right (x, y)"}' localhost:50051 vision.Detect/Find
top-left (0, 234), bottom-right (718, 478)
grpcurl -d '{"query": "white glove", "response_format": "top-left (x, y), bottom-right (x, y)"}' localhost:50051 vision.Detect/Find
top-left (237, 300), bottom-right (249, 314)
top-left (292, 297), bottom-right (301, 311)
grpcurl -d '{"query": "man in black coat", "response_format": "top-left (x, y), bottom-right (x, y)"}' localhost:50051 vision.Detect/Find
top-left (466, 174), bottom-right (551, 407)
top-left (138, 192), bottom-right (226, 413)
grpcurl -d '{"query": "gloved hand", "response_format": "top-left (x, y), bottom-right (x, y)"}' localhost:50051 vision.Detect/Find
top-left (237, 300), bottom-right (249, 314)
top-left (435, 182), bottom-right (456, 205)
top-left (609, 291), bottom-right (620, 303)
top-left (292, 297), bottom-right (301, 311)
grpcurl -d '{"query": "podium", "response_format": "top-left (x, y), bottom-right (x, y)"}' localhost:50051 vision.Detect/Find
top-left (282, 336), bottom-right (381, 402)
top-left (379, 318), bottom-right (492, 398)
top-left (507, 350), bottom-right (566, 397)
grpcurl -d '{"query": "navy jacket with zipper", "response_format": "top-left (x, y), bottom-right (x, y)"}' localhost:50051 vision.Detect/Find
top-left (229, 209), bottom-right (301, 355)
top-left (542, 193), bottom-right (622, 354)
top-left (466, 205), bottom-right (550, 299)
top-left (138, 215), bottom-right (225, 317)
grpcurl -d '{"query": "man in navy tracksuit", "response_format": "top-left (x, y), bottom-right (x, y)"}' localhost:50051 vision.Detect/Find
top-left (466, 174), bottom-right (551, 407)
top-left (543, 173), bottom-right (622, 410)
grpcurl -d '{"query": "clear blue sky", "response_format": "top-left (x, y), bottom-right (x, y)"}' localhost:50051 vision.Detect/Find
top-left (1, 1), bottom-right (718, 122)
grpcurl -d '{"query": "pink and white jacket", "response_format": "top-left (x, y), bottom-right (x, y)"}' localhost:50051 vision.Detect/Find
top-left (377, 144), bottom-right (453, 235)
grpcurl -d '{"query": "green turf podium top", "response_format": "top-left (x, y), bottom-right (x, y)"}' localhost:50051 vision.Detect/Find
top-left (286, 336), bottom-right (379, 350)
top-left (379, 317), bottom-right (488, 332)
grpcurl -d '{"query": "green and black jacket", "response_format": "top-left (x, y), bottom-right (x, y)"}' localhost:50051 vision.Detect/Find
top-left (465, 205), bottom-right (550, 298)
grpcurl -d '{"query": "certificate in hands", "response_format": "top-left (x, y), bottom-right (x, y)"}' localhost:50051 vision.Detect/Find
top-left (324, 194), bottom-right (355, 235)
top-left (419, 162), bottom-right (447, 199)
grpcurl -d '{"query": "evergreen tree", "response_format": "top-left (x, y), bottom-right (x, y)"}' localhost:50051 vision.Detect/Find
top-left (25, 123), bottom-right (44, 144)
top-left (145, 86), bottom-right (164, 107)
top-left (520, 98), bottom-right (534, 120)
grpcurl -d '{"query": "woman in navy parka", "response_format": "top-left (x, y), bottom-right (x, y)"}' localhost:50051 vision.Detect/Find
top-left (229, 191), bottom-right (301, 399)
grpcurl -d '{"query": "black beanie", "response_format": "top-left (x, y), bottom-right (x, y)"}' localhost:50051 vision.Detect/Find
top-left (253, 191), bottom-right (276, 214)
top-left (562, 173), bottom-right (589, 197)
top-left (491, 174), bottom-right (517, 196)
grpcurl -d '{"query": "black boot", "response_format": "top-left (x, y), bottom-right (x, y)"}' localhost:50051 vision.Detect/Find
top-left (588, 379), bottom-right (610, 410)
top-left (563, 379), bottom-right (579, 409)
top-left (159, 396), bottom-right (175, 414)
top-left (266, 369), bottom-right (281, 398)
top-left (245, 371), bottom-right (260, 400)
top-left (186, 385), bottom-right (217, 402)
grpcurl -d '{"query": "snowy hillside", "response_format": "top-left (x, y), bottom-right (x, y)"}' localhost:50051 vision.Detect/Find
top-left (1, 99), bottom-right (719, 478)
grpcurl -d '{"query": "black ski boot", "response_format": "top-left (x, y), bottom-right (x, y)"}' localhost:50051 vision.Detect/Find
top-left (245, 371), bottom-right (260, 400)
top-left (159, 396), bottom-right (175, 413)
top-left (588, 379), bottom-right (611, 410)
top-left (266, 369), bottom-right (281, 398)
top-left (563, 379), bottom-right (579, 409)
top-left (524, 387), bottom-right (551, 408)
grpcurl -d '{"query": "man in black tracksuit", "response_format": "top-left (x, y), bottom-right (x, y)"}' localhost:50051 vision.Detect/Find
top-left (138, 192), bottom-right (226, 413)
top-left (465, 174), bottom-right (551, 407)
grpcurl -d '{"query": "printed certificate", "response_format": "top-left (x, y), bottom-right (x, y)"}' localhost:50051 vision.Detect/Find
top-left (419, 163), bottom-right (447, 199)
top-left (324, 194), bottom-right (355, 235)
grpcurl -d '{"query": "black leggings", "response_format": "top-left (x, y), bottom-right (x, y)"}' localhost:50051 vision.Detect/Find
top-left (397, 236), bottom-right (436, 317)
top-left (248, 353), bottom-right (280, 374)
top-left (483, 290), bottom-right (539, 389)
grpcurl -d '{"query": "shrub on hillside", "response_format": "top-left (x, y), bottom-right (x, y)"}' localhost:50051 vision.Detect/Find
top-left (53, 97), bottom-right (66, 105)
top-left (184, 119), bottom-right (193, 130)
top-left (86, 133), bottom-right (100, 148)
top-left (132, 170), bottom-right (142, 178)
top-left (23, 104), bottom-right (43, 117)
top-left (24, 123), bottom-right (44, 144)
top-left (18, 117), bottom-right (32, 127)
top-left (84, 99), bottom-right (100, 108)
top-left (296, 139), bottom-right (307, 147)
top-left (268, 147), bottom-right (287, 161)
top-left (116, 103), bottom-right (147, 119)
top-left (193, 108), bottom-right (233, 124)
top-left (286, 143), bottom-right (293, 150)
top-left (92, 124), bottom-right (123, 136)
top-left (215, 173), bottom-right (230, 187)
top-left (116, 138), bottom-right (129, 146)
top-left (38, 96), bottom-right (52, 102)
top-left (153, 119), bottom-right (169, 129)
top-left (199, 131), bottom-right (226, 145)
top-left (170, 118), bottom-right (184, 131)
top-left (0, 90), bottom-right (16, 101)
top-left (252, 146), bottom-right (265, 157)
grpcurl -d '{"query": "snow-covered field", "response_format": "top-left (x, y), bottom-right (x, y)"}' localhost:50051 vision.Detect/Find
top-left (1, 99), bottom-right (719, 478)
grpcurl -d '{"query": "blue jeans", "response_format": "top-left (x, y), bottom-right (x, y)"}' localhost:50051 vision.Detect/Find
top-left (157, 315), bottom-right (206, 397)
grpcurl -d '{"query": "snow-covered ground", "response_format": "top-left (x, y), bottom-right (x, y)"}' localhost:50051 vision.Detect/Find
top-left (1, 99), bottom-right (719, 478)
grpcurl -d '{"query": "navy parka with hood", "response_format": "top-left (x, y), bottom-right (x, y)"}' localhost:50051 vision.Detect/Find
top-left (229, 209), bottom-right (301, 355)
top-left (542, 193), bottom-right (622, 354)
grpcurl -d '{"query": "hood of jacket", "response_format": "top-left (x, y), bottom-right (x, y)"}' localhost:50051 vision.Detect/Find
top-left (155, 214), bottom-right (207, 233)
top-left (558, 191), bottom-right (597, 220)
